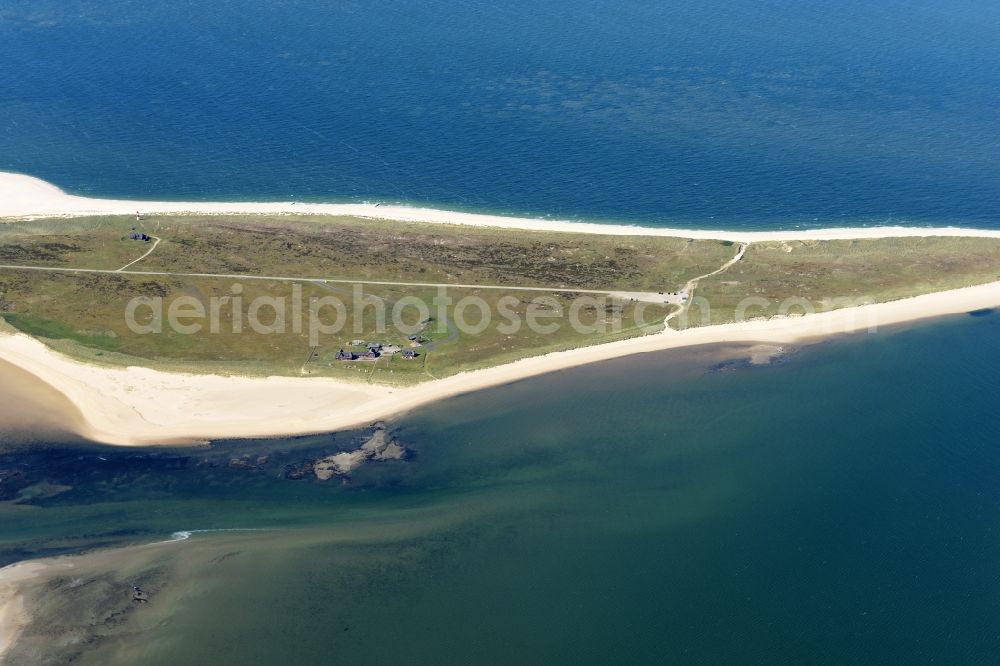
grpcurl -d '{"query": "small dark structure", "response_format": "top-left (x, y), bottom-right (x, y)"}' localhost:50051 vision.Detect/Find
top-left (129, 232), bottom-right (151, 242)
top-left (337, 348), bottom-right (380, 361)
top-left (401, 350), bottom-right (417, 360)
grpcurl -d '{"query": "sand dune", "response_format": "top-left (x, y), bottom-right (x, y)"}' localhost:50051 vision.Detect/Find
top-left (1, 171), bottom-right (999, 445)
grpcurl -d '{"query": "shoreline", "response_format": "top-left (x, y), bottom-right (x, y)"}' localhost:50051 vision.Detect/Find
top-left (0, 278), bottom-right (997, 447)
top-left (4, 172), bottom-right (1000, 242)
top-left (0, 561), bottom-right (55, 661)
top-left (1, 171), bottom-right (999, 446)
top-left (0, 530), bottom-right (194, 661)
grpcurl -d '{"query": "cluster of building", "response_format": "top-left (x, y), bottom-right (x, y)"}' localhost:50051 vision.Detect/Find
top-left (335, 341), bottom-right (418, 362)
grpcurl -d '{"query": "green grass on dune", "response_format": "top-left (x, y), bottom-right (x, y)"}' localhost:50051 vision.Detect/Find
top-left (1, 215), bottom-right (999, 381)
top-left (687, 237), bottom-right (1000, 327)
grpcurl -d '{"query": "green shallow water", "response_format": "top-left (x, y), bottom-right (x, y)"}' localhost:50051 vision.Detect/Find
top-left (2, 312), bottom-right (1000, 663)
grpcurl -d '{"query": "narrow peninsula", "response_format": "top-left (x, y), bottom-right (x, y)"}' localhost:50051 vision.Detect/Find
top-left (1, 173), bottom-right (999, 445)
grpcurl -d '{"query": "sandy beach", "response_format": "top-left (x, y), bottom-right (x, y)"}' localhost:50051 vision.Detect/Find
top-left (1, 171), bottom-right (999, 445)
top-left (0, 358), bottom-right (88, 443)
top-left (4, 171), bottom-right (1000, 242)
top-left (0, 277), bottom-right (996, 447)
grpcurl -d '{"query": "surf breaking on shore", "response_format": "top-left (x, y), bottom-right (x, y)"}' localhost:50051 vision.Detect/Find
top-left (4, 172), bottom-right (1000, 242)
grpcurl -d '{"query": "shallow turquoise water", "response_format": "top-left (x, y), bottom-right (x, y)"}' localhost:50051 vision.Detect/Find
top-left (2, 0), bottom-right (1000, 228)
top-left (2, 313), bottom-right (1000, 662)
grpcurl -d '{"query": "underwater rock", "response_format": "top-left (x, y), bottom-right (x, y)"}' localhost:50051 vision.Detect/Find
top-left (228, 455), bottom-right (269, 471)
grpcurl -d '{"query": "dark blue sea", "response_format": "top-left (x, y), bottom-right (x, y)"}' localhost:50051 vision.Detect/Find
top-left (2, 0), bottom-right (999, 228)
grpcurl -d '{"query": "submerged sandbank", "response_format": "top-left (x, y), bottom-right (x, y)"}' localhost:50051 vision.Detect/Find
top-left (0, 561), bottom-right (52, 661)
top-left (0, 528), bottom-right (201, 663)
top-left (4, 172), bottom-right (1000, 242)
